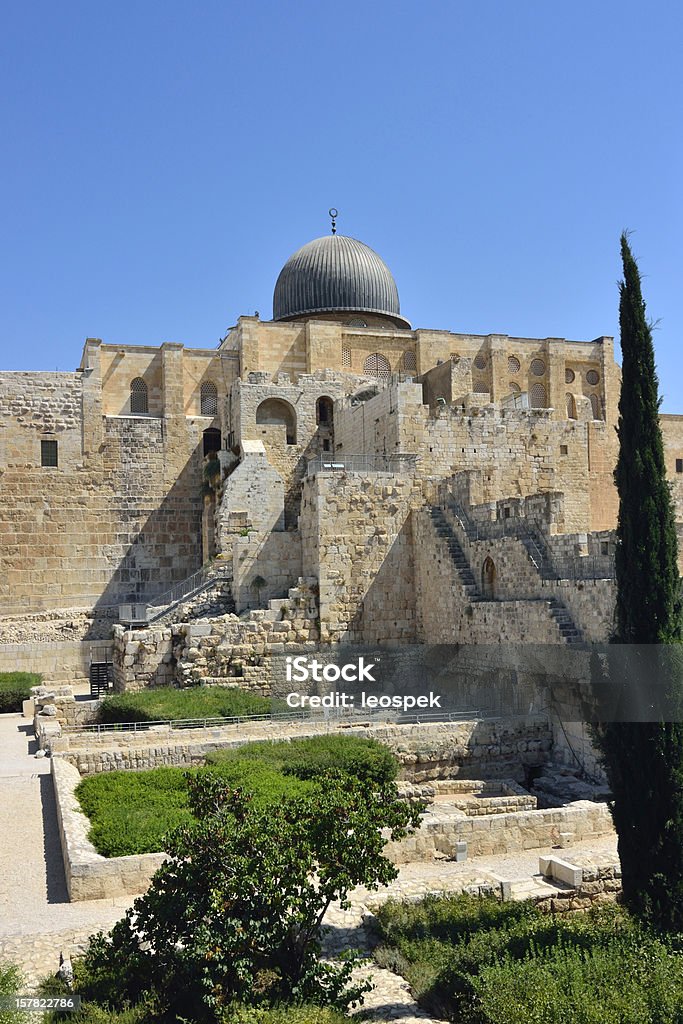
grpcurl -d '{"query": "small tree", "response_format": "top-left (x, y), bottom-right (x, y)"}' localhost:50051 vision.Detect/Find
top-left (593, 234), bottom-right (683, 930)
top-left (77, 772), bottom-right (420, 1022)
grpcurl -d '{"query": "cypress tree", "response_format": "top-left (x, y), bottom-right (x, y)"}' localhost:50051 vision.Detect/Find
top-left (594, 234), bottom-right (683, 930)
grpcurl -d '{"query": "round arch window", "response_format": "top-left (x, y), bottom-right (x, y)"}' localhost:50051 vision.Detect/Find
top-left (363, 352), bottom-right (391, 380)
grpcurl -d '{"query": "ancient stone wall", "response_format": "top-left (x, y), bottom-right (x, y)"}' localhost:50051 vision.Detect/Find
top-left (300, 472), bottom-right (422, 642)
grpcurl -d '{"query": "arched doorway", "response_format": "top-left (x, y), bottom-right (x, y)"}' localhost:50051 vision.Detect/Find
top-left (203, 428), bottom-right (221, 456)
top-left (255, 398), bottom-right (297, 445)
top-left (482, 557), bottom-right (496, 599)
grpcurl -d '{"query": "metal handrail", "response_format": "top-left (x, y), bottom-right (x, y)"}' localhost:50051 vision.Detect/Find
top-left (63, 707), bottom-right (493, 736)
top-left (144, 565), bottom-right (232, 620)
top-left (307, 454), bottom-right (417, 476)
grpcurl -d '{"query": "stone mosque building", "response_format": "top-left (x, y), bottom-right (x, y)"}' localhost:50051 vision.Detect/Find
top-left (1, 222), bottom-right (683, 670)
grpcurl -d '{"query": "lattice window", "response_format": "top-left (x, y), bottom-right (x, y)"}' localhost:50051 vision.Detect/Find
top-left (473, 380), bottom-right (490, 394)
top-left (509, 382), bottom-right (521, 394)
top-left (530, 383), bottom-right (547, 408)
top-left (342, 347), bottom-right (352, 367)
top-left (530, 358), bottom-right (546, 377)
top-left (200, 380), bottom-right (218, 416)
top-left (402, 350), bottom-right (417, 372)
top-left (586, 369), bottom-right (600, 385)
top-left (508, 355), bottom-right (521, 374)
top-left (41, 439), bottom-right (58, 467)
top-left (474, 353), bottom-right (487, 370)
top-left (363, 352), bottom-right (391, 380)
top-left (347, 318), bottom-right (367, 328)
top-left (566, 393), bottom-right (577, 419)
top-left (589, 393), bottom-right (601, 419)
top-left (130, 377), bottom-right (148, 414)
top-left (565, 368), bottom-right (575, 384)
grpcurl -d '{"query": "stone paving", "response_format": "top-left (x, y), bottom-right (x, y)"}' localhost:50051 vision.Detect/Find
top-left (0, 710), bottom-right (619, 1021)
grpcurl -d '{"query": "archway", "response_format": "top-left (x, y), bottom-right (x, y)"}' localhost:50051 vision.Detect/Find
top-left (203, 428), bottom-right (221, 456)
top-left (316, 396), bottom-right (334, 426)
top-left (255, 397), bottom-right (297, 445)
top-left (482, 557), bottom-right (496, 599)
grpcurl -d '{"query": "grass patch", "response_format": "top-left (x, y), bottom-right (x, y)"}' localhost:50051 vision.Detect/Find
top-left (77, 735), bottom-right (398, 857)
top-left (206, 734), bottom-right (398, 786)
top-left (0, 672), bottom-right (41, 713)
top-left (373, 893), bottom-right (683, 1023)
top-left (96, 686), bottom-right (280, 724)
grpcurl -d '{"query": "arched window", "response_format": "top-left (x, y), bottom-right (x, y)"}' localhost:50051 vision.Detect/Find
top-left (256, 397), bottom-right (297, 445)
top-left (200, 380), bottom-right (218, 416)
top-left (589, 393), bottom-right (601, 420)
top-left (363, 352), bottom-right (391, 380)
top-left (482, 557), bottom-right (496, 599)
top-left (566, 393), bottom-right (577, 419)
top-left (530, 383), bottom-right (547, 408)
top-left (130, 378), bottom-right (148, 414)
top-left (509, 382), bottom-right (521, 395)
top-left (342, 346), bottom-right (352, 367)
top-left (402, 350), bottom-right (417, 373)
top-left (316, 396), bottom-right (334, 426)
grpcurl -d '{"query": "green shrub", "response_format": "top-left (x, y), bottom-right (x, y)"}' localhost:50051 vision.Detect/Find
top-left (0, 961), bottom-right (24, 1024)
top-left (0, 672), bottom-right (41, 713)
top-left (373, 895), bottom-right (683, 1024)
top-left (221, 1007), bottom-right (348, 1024)
top-left (206, 734), bottom-right (397, 786)
top-left (76, 762), bottom-right (312, 857)
top-left (96, 686), bottom-right (278, 725)
top-left (77, 736), bottom-right (398, 858)
top-left (76, 769), bottom-right (194, 857)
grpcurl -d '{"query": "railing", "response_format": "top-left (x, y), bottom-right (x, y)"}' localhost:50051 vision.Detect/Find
top-left (446, 499), bottom-right (615, 581)
top-left (63, 706), bottom-right (490, 736)
top-left (307, 454), bottom-right (418, 476)
top-left (140, 565), bottom-right (232, 624)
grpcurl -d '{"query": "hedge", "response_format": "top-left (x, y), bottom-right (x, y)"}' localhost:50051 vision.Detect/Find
top-left (206, 734), bottom-right (398, 786)
top-left (96, 686), bottom-right (280, 725)
top-left (77, 735), bottom-right (398, 857)
top-left (0, 672), bottom-right (41, 714)
top-left (373, 894), bottom-right (683, 1023)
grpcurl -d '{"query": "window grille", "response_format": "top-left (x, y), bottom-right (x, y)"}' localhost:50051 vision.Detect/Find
top-left (200, 380), bottom-right (218, 416)
top-left (41, 439), bottom-right (58, 467)
top-left (130, 378), bottom-right (148, 414)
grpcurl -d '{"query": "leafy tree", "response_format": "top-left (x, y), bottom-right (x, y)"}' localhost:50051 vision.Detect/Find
top-left (593, 234), bottom-right (683, 930)
top-left (76, 771), bottom-right (420, 1022)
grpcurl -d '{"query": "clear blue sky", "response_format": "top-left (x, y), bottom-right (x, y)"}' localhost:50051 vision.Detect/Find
top-left (1, 1), bottom-right (681, 410)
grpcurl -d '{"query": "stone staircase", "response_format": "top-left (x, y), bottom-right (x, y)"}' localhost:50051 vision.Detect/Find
top-left (547, 596), bottom-right (584, 645)
top-left (427, 506), bottom-right (585, 646)
top-left (428, 507), bottom-right (482, 601)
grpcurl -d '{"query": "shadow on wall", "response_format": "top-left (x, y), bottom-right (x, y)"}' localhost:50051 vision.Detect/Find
top-left (88, 451), bottom-right (204, 637)
top-left (346, 518), bottom-right (417, 643)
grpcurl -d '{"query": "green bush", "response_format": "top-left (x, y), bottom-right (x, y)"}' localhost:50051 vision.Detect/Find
top-left (76, 762), bottom-right (312, 857)
top-left (76, 769), bottom-right (194, 857)
top-left (206, 734), bottom-right (397, 786)
top-left (373, 895), bottom-right (683, 1024)
top-left (0, 961), bottom-right (24, 1024)
top-left (0, 672), bottom-right (41, 714)
top-left (77, 736), bottom-right (398, 857)
top-left (96, 686), bottom-right (278, 725)
top-left (221, 1007), bottom-right (348, 1024)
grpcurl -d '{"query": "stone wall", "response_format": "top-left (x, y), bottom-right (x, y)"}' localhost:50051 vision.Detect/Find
top-left (52, 757), bottom-right (167, 900)
top-left (300, 471), bottom-right (422, 642)
top-left (0, 639), bottom-right (112, 684)
top-left (385, 799), bottom-right (613, 863)
top-left (662, 415), bottom-right (683, 537)
top-left (52, 715), bottom-right (552, 781)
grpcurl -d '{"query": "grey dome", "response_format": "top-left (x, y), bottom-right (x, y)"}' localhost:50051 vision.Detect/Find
top-left (273, 234), bottom-right (410, 327)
